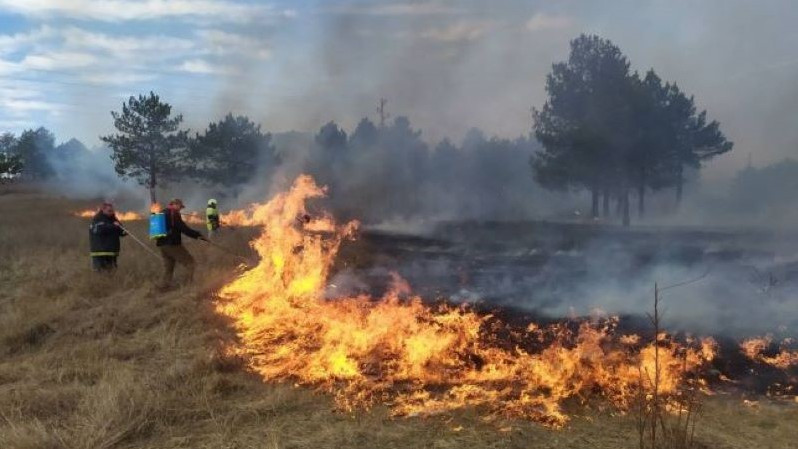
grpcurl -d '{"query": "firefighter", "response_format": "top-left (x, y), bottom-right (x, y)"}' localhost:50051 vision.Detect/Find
top-left (155, 198), bottom-right (206, 289)
top-left (206, 198), bottom-right (220, 238)
top-left (89, 202), bottom-right (126, 272)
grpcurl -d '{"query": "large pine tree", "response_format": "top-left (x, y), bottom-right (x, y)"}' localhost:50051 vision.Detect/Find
top-left (101, 92), bottom-right (188, 203)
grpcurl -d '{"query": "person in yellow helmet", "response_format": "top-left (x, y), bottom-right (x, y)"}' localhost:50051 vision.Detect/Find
top-left (206, 198), bottom-right (220, 238)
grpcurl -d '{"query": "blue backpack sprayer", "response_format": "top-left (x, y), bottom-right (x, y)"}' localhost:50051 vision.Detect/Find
top-left (149, 208), bottom-right (167, 239)
top-left (145, 202), bottom-right (252, 266)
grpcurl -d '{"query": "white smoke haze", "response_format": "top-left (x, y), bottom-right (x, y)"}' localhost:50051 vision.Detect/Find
top-left (341, 222), bottom-right (798, 337)
top-left (43, 139), bottom-right (142, 205)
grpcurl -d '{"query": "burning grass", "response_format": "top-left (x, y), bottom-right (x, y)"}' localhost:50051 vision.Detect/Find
top-left (1, 185), bottom-right (797, 448)
top-left (70, 204), bottom-right (270, 227)
top-left (214, 176), bottom-right (791, 429)
top-left (72, 208), bottom-right (143, 221)
top-left (740, 336), bottom-right (798, 370)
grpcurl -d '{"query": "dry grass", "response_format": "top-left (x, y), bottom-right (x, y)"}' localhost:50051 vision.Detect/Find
top-left (0, 187), bottom-right (796, 449)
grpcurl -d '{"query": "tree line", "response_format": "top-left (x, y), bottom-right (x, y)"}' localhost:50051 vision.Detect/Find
top-left (0, 34), bottom-right (733, 225)
top-left (305, 117), bottom-right (538, 222)
top-left (0, 107), bottom-right (277, 200)
top-left (0, 128), bottom-right (54, 180)
top-left (99, 92), bottom-right (278, 203)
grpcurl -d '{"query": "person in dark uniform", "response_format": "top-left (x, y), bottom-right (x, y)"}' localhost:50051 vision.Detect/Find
top-left (89, 202), bottom-right (126, 272)
top-left (155, 198), bottom-right (206, 288)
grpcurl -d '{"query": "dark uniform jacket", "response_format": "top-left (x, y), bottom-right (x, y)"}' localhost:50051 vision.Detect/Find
top-left (89, 211), bottom-right (126, 256)
top-left (156, 209), bottom-right (202, 246)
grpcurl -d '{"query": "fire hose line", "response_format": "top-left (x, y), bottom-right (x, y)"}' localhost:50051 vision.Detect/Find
top-left (118, 223), bottom-right (252, 265)
top-left (199, 239), bottom-right (254, 265)
top-left (116, 223), bottom-right (162, 260)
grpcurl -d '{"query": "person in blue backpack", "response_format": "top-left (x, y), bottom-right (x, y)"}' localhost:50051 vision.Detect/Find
top-left (89, 202), bottom-right (126, 272)
top-left (155, 198), bottom-right (207, 289)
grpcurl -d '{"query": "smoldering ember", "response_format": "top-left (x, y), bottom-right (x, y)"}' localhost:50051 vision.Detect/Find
top-left (0, 2), bottom-right (797, 449)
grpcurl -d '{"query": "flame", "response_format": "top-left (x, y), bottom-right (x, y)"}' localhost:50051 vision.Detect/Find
top-left (219, 201), bottom-right (336, 232)
top-left (116, 211), bottom-right (143, 221)
top-left (181, 212), bottom-right (205, 225)
top-left (73, 209), bottom-right (142, 221)
top-left (740, 336), bottom-right (798, 369)
top-left (73, 209), bottom-right (96, 218)
top-left (215, 175), bottom-right (717, 427)
top-left (220, 208), bottom-right (251, 226)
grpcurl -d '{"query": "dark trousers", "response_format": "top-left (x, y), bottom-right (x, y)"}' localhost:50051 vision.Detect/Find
top-left (92, 256), bottom-right (117, 272)
top-left (159, 245), bottom-right (195, 286)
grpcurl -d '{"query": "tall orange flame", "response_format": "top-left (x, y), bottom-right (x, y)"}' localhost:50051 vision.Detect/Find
top-left (215, 175), bottom-right (716, 426)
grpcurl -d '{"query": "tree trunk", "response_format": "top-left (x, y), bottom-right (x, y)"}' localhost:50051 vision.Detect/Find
top-left (675, 164), bottom-right (683, 206)
top-left (148, 145), bottom-right (158, 205)
top-left (638, 178), bottom-right (645, 219)
top-left (602, 187), bottom-right (610, 217)
top-left (591, 186), bottom-right (599, 219)
top-left (622, 188), bottom-right (630, 227)
top-left (149, 170), bottom-right (157, 204)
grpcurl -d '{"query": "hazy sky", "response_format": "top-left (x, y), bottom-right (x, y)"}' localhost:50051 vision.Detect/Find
top-left (1, 0), bottom-right (796, 181)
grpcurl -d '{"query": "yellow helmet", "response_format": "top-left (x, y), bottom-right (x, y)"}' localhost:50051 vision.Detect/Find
top-left (208, 199), bottom-right (217, 206)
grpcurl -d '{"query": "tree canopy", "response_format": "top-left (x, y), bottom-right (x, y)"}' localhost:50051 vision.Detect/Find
top-left (101, 92), bottom-right (189, 203)
top-left (533, 34), bottom-right (733, 225)
top-left (0, 133), bottom-right (23, 180)
top-left (12, 127), bottom-right (55, 180)
top-left (189, 113), bottom-right (278, 197)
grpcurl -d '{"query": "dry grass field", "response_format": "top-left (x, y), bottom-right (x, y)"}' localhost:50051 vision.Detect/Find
top-left (0, 186), bottom-right (796, 449)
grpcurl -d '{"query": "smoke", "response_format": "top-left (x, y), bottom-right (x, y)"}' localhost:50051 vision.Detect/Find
top-left (226, 1), bottom-right (569, 145)
top-left (251, 120), bottom-right (581, 228)
top-left (184, 0), bottom-right (796, 186)
top-left (722, 159), bottom-right (798, 226)
top-left (542, 236), bottom-right (798, 336)
top-left (630, 159), bottom-right (798, 229)
top-left (197, 0), bottom-right (796, 229)
top-left (331, 222), bottom-right (798, 337)
top-left (43, 138), bottom-right (143, 205)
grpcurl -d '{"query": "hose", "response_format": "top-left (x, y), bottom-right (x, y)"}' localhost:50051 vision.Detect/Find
top-left (116, 223), bottom-right (162, 260)
top-left (199, 238), bottom-right (254, 265)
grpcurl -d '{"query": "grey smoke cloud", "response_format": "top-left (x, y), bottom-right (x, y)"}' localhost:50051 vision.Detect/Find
top-left (241, 0), bottom-right (797, 186)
